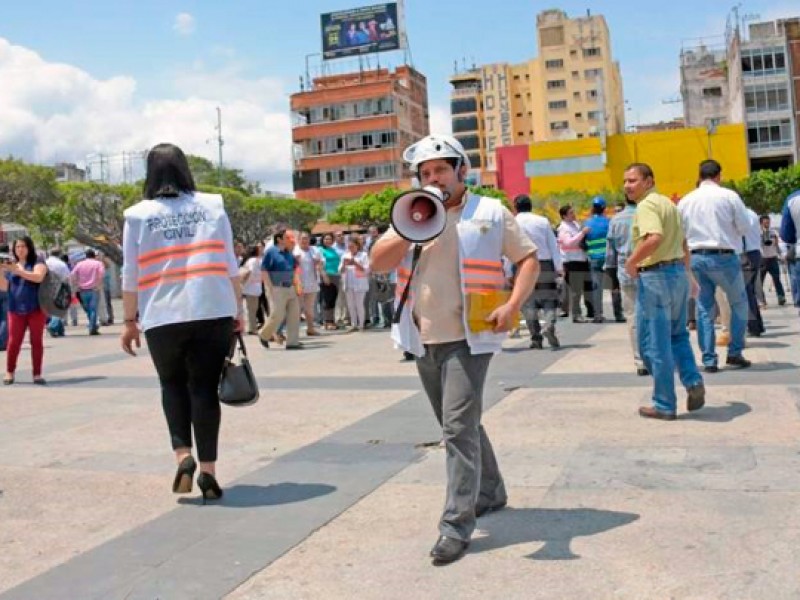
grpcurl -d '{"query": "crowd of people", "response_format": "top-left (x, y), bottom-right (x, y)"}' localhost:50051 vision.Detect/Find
top-left (1, 137), bottom-right (799, 567)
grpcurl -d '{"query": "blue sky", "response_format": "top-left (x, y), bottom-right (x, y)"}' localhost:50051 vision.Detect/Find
top-left (1, 0), bottom-right (798, 191)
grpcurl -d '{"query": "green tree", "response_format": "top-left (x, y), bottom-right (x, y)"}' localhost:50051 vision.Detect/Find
top-left (328, 187), bottom-right (401, 227)
top-left (187, 155), bottom-right (252, 194)
top-left (199, 185), bottom-right (322, 244)
top-left (724, 164), bottom-right (800, 214)
top-left (55, 182), bottom-right (141, 264)
top-left (0, 158), bottom-right (60, 223)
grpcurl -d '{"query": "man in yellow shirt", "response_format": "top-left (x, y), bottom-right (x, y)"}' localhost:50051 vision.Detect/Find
top-left (623, 163), bottom-right (705, 420)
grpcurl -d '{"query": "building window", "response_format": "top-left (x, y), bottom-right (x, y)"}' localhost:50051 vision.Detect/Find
top-left (575, 112), bottom-right (582, 119)
top-left (577, 134), bottom-right (584, 138)
top-left (545, 59), bottom-right (564, 69)
top-left (514, 74), bottom-right (520, 80)
top-left (550, 121), bottom-right (569, 131)
top-left (744, 83), bottom-right (790, 113)
top-left (548, 100), bottom-right (568, 110)
top-left (452, 116), bottom-right (479, 133)
top-left (587, 110), bottom-right (601, 121)
top-left (702, 87), bottom-right (723, 98)
top-left (515, 93), bottom-right (521, 98)
top-left (320, 163), bottom-right (398, 187)
top-left (747, 118), bottom-right (792, 149)
top-left (573, 91), bottom-right (581, 100)
top-left (583, 47), bottom-right (601, 58)
top-left (516, 112), bottom-right (523, 117)
top-left (547, 79), bottom-right (566, 90)
top-left (456, 135), bottom-right (480, 151)
top-left (587, 89), bottom-right (598, 101)
top-left (572, 70), bottom-right (580, 79)
top-left (468, 152), bottom-right (482, 168)
top-left (584, 68), bottom-right (602, 79)
top-left (741, 47), bottom-right (787, 77)
top-left (451, 98), bottom-right (478, 114)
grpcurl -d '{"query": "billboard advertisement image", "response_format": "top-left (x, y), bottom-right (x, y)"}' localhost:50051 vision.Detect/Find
top-left (321, 3), bottom-right (403, 60)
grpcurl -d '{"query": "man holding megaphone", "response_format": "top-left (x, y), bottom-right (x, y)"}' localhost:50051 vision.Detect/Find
top-left (371, 134), bottom-right (539, 565)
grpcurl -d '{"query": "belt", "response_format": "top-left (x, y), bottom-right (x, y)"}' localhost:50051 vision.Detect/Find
top-left (272, 281), bottom-right (293, 288)
top-left (639, 258), bottom-right (683, 273)
top-left (691, 248), bottom-right (734, 255)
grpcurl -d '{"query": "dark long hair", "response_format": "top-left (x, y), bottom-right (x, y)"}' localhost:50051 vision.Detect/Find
top-left (143, 143), bottom-right (196, 199)
top-left (12, 236), bottom-right (37, 268)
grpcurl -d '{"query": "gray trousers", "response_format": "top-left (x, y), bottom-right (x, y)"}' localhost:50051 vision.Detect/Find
top-left (416, 340), bottom-right (507, 541)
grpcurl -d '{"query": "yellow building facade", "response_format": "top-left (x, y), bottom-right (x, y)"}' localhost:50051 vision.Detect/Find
top-left (525, 123), bottom-right (750, 198)
top-left (450, 9), bottom-right (625, 184)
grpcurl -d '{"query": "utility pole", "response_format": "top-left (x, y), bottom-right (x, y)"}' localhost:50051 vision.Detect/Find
top-left (215, 107), bottom-right (224, 186)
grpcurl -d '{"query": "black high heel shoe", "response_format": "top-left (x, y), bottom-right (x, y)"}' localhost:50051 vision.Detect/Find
top-left (197, 472), bottom-right (223, 505)
top-left (172, 456), bottom-right (197, 494)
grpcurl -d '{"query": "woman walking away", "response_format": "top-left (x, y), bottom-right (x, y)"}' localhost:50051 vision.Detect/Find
top-left (0, 236), bottom-right (48, 385)
top-left (120, 143), bottom-right (243, 504)
top-left (339, 234), bottom-right (370, 331)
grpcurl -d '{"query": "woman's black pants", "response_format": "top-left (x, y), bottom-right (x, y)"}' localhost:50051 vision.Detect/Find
top-left (145, 318), bottom-right (234, 462)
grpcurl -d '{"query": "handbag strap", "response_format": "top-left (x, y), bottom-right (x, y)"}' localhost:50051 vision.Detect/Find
top-left (392, 244), bottom-right (422, 325)
top-left (227, 331), bottom-right (248, 360)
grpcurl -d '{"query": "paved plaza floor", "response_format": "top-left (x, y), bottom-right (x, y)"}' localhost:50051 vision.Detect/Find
top-left (0, 298), bottom-right (798, 599)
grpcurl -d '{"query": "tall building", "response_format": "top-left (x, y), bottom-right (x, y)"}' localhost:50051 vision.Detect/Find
top-left (53, 162), bottom-right (86, 182)
top-left (290, 65), bottom-right (429, 211)
top-left (449, 9), bottom-right (624, 185)
top-left (741, 19), bottom-right (798, 169)
top-left (680, 16), bottom-right (800, 170)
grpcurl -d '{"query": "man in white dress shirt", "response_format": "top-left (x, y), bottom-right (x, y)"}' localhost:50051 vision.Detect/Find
top-left (678, 160), bottom-right (751, 372)
top-left (515, 195), bottom-right (562, 349)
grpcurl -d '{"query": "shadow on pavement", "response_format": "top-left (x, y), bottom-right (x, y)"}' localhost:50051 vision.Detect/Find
top-left (45, 376), bottom-right (108, 386)
top-left (178, 482), bottom-right (336, 508)
top-left (684, 401), bottom-right (751, 423)
top-left (471, 507), bottom-right (639, 560)
top-left (747, 362), bottom-right (798, 372)
top-left (746, 341), bottom-right (790, 348)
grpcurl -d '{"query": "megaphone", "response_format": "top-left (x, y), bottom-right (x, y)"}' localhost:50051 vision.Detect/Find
top-left (390, 185), bottom-right (448, 243)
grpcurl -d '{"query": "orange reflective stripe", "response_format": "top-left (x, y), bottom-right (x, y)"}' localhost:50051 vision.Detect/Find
top-left (138, 262), bottom-right (230, 291)
top-left (463, 259), bottom-right (502, 269)
top-left (138, 240), bottom-right (226, 268)
top-left (462, 265), bottom-right (503, 275)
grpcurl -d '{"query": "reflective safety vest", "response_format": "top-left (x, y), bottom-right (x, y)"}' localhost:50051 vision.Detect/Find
top-left (392, 193), bottom-right (508, 357)
top-left (121, 192), bottom-right (239, 331)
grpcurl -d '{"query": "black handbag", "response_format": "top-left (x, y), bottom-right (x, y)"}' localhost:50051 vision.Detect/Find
top-left (219, 333), bottom-right (259, 407)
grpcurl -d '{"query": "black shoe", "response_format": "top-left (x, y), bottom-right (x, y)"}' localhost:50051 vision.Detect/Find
top-left (402, 351), bottom-right (415, 361)
top-left (615, 316), bottom-right (627, 323)
top-left (430, 536), bottom-right (469, 565)
top-left (704, 365), bottom-right (719, 373)
top-left (476, 500), bottom-right (507, 518)
top-left (529, 338), bottom-right (543, 350)
top-left (778, 298), bottom-right (786, 306)
top-left (726, 355), bottom-right (751, 369)
top-left (592, 316), bottom-right (605, 323)
top-left (33, 377), bottom-right (47, 386)
top-left (172, 456), bottom-right (197, 494)
top-left (89, 329), bottom-right (100, 336)
top-left (636, 367), bottom-right (650, 376)
top-left (543, 330), bottom-right (560, 349)
top-left (686, 383), bottom-right (705, 412)
top-left (559, 312), bottom-right (569, 318)
top-left (285, 343), bottom-right (305, 350)
top-left (259, 338), bottom-right (270, 349)
top-left (746, 331), bottom-right (761, 338)
top-left (197, 472), bottom-right (223, 504)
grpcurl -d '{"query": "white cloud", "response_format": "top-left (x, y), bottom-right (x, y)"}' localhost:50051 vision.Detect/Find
top-left (0, 37), bottom-right (293, 191)
top-left (428, 104), bottom-right (451, 135)
top-left (173, 12), bottom-right (196, 36)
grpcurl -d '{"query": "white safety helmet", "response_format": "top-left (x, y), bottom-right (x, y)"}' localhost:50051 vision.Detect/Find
top-left (403, 134), bottom-right (471, 173)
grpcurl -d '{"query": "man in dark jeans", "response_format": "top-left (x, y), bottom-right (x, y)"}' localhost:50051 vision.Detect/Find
top-left (743, 209), bottom-right (765, 336)
top-left (758, 215), bottom-right (786, 306)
